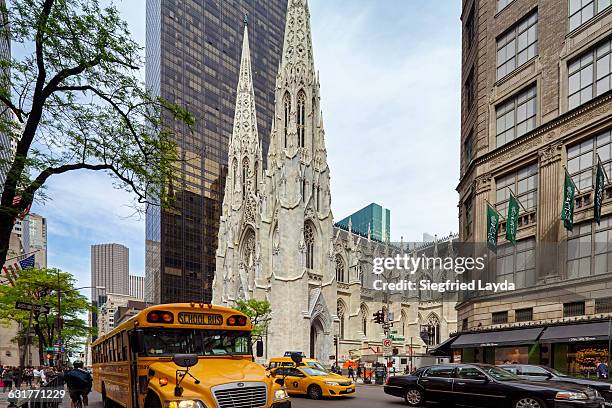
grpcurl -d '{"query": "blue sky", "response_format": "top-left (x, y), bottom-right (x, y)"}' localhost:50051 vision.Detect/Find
top-left (31, 0), bottom-right (462, 292)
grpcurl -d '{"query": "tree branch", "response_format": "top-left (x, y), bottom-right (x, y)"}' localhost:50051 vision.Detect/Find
top-left (0, 93), bottom-right (25, 122)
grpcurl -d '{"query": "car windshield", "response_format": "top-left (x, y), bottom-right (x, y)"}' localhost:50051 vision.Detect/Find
top-left (307, 361), bottom-right (328, 372)
top-left (141, 329), bottom-right (251, 356)
top-left (301, 368), bottom-right (329, 377)
top-left (482, 366), bottom-right (521, 381)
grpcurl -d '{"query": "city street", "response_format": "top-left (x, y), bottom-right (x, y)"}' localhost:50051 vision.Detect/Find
top-left (77, 385), bottom-right (407, 408)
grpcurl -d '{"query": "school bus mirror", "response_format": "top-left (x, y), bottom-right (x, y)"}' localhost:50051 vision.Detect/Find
top-left (173, 354), bottom-right (198, 368)
top-left (256, 340), bottom-right (264, 357)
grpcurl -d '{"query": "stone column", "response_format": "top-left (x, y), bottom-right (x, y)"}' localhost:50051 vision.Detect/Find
top-left (474, 173), bottom-right (493, 283)
top-left (537, 142), bottom-right (564, 280)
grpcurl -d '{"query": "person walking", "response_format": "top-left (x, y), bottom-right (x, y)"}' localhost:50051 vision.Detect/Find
top-left (347, 366), bottom-right (355, 381)
top-left (2, 366), bottom-right (14, 392)
top-left (33, 366), bottom-right (42, 387)
top-left (356, 365), bottom-right (362, 381)
top-left (596, 359), bottom-right (609, 379)
top-left (24, 366), bottom-right (33, 387)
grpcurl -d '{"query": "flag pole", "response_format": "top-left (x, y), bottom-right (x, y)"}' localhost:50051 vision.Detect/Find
top-left (563, 166), bottom-right (581, 194)
top-left (507, 187), bottom-right (528, 212)
top-left (2, 249), bottom-right (41, 264)
top-left (485, 199), bottom-right (506, 221)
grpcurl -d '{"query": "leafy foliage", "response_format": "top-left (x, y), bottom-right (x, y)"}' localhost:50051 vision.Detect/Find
top-left (234, 298), bottom-right (271, 342)
top-left (0, 0), bottom-right (193, 267)
top-left (0, 267), bottom-right (93, 364)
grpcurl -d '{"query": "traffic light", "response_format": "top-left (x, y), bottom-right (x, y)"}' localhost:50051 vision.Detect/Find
top-left (373, 310), bottom-right (384, 324)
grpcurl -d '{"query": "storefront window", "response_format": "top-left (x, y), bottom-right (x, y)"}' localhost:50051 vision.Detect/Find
top-left (494, 346), bottom-right (529, 365)
top-left (565, 343), bottom-right (609, 376)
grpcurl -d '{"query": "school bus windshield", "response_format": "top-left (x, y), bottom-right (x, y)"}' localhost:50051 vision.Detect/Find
top-left (141, 328), bottom-right (251, 356)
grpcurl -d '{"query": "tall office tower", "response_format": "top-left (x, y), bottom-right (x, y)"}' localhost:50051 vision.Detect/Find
top-left (454, 0), bottom-right (612, 370)
top-left (336, 203), bottom-right (391, 242)
top-left (22, 213), bottom-right (47, 268)
top-left (90, 243), bottom-right (129, 337)
top-left (129, 274), bottom-right (145, 300)
top-left (145, 0), bottom-right (287, 304)
top-left (0, 0), bottom-right (11, 194)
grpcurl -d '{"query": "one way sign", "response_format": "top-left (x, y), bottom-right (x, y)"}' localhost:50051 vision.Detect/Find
top-left (15, 302), bottom-right (51, 314)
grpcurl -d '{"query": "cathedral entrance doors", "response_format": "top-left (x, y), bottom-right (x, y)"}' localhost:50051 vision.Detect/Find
top-left (309, 317), bottom-right (324, 360)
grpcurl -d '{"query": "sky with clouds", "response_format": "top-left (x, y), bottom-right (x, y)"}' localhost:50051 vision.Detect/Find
top-left (30, 0), bottom-right (462, 292)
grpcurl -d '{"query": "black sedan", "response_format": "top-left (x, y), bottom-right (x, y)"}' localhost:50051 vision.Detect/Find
top-left (384, 363), bottom-right (605, 408)
top-left (499, 364), bottom-right (612, 406)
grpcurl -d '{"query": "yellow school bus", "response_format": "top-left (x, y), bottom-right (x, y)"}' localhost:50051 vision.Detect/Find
top-left (91, 303), bottom-right (291, 408)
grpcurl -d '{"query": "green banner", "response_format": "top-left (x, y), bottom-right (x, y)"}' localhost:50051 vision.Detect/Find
top-left (486, 204), bottom-right (499, 252)
top-left (561, 172), bottom-right (575, 231)
top-left (594, 160), bottom-right (605, 225)
top-left (506, 193), bottom-right (520, 243)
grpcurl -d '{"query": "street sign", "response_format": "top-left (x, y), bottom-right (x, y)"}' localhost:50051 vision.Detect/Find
top-left (15, 302), bottom-right (51, 314)
top-left (45, 347), bottom-right (59, 352)
top-left (382, 338), bottom-right (393, 355)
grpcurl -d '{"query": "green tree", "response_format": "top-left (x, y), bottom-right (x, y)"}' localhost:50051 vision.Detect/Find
top-left (234, 298), bottom-right (271, 344)
top-left (0, 267), bottom-right (93, 365)
top-left (0, 0), bottom-right (193, 267)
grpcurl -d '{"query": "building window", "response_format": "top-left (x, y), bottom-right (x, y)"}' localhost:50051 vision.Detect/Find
top-left (337, 301), bottom-right (346, 339)
top-left (464, 198), bottom-right (473, 237)
top-left (283, 92), bottom-right (291, 148)
top-left (462, 318), bottom-right (469, 331)
top-left (420, 314), bottom-right (441, 346)
top-left (498, 0), bottom-right (515, 11)
top-left (360, 304), bottom-right (368, 336)
top-left (466, 4), bottom-right (476, 49)
top-left (464, 131), bottom-right (474, 168)
top-left (465, 68), bottom-right (476, 112)
top-left (568, 38), bottom-right (612, 110)
top-left (495, 163), bottom-right (538, 215)
top-left (492, 311), bottom-right (509, 324)
top-left (563, 301), bottom-right (586, 317)
top-left (335, 254), bottom-right (346, 283)
top-left (568, 130), bottom-right (612, 190)
top-left (496, 12), bottom-right (538, 79)
top-left (496, 85), bottom-right (537, 147)
top-left (595, 297), bottom-right (612, 313)
top-left (569, 0), bottom-right (612, 32)
top-left (297, 91), bottom-right (306, 148)
top-left (515, 307), bottom-right (534, 322)
top-left (496, 238), bottom-right (536, 289)
top-left (567, 215), bottom-right (612, 277)
top-left (242, 158), bottom-right (249, 198)
top-left (304, 222), bottom-right (315, 270)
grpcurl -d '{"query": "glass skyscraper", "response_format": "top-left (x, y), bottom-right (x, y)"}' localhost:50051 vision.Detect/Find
top-left (336, 203), bottom-right (391, 242)
top-left (145, 0), bottom-right (287, 304)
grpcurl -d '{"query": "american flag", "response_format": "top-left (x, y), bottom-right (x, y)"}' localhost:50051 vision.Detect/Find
top-left (1, 254), bottom-right (35, 287)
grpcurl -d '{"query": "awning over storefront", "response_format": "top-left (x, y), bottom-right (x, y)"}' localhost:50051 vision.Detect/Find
top-left (540, 321), bottom-right (611, 343)
top-left (429, 336), bottom-right (457, 356)
top-left (451, 327), bottom-right (544, 348)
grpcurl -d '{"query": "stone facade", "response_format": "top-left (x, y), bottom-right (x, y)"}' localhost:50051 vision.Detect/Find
top-left (213, 0), bottom-right (457, 366)
top-left (457, 0), bottom-right (612, 332)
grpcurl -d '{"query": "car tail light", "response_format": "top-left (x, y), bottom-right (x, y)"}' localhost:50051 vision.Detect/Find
top-left (385, 376), bottom-right (390, 385)
top-left (147, 311), bottom-right (174, 324)
top-left (227, 315), bottom-right (248, 326)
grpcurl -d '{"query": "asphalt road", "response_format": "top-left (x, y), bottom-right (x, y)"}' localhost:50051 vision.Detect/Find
top-left (59, 384), bottom-right (407, 408)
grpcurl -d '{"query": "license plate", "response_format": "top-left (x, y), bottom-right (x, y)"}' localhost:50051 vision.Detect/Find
top-left (346, 388), bottom-right (353, 392)
top-left (604, 403), bottom-right (612, 407)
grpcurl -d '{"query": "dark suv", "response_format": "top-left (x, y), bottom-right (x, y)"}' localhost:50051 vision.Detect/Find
top-left (499, 364), bottom-right (612, 406)
top-left (384, 363), bottom-right (605, 408)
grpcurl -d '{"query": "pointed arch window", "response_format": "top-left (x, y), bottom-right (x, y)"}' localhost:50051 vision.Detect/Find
top-left (254, 160), bottom-right (258, 192)
top-left (242, 158), bottom-right (249, 199)
top-left (301, 178), bottom-right (306, 203)
top-left (304, 222), bottom-right (315, 269)
top-left (283, 92), bottom-right (291, 148)
top-left (420, 314), bottom-right (441, 346)
top-left (297, 91), bottom-right (306, 148)
top-left (335, 254), bottom-right (345, 283)
top-left (360, 304), bottom-right (368, 336)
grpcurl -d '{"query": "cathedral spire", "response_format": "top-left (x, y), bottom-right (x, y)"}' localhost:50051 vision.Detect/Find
top-left (281, 0), bottom-right (315, 72)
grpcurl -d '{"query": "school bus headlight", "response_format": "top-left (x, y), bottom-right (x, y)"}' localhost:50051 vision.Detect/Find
top-left (273, 389), bottom-right (289, 401)
top-left (165, 400), bottom-right (206, 408)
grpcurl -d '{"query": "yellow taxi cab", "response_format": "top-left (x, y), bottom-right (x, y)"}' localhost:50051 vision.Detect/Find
top-left (268, 356), bottom-right (327, 371)
top-left (270, 355), bottom-right (355, 400)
